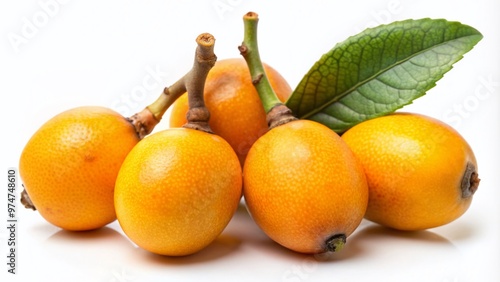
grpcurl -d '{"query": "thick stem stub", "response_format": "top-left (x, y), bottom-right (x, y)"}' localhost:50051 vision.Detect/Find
top-left (21, 188), bottom-right (36, 211)
top-left (461, 162), bottom-right (480, 198)
top-left (182, 33), bottom-right (217, 134)
top-left (325, 234), bottom-right (346, 253)
top-left (266, 104), bottom-right (298, 130)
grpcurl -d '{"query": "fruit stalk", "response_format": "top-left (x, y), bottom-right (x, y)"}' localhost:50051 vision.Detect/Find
top-left (238, 12), bottom-right (296, 129)
top-left (183, 33), bottom-right (217, 133)
top-left (128, 33), bottom-right (217, 137)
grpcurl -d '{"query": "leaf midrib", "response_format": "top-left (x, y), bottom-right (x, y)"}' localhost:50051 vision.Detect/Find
top-left (296, 33), bottom-right (479, 119)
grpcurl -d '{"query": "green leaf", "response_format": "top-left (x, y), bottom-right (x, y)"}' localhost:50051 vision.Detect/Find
top-left (285, 18), bottom-right (483, 133)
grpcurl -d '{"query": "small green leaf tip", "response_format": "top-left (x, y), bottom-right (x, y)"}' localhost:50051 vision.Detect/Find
top-left (286, 18), bottom-right (483, 133)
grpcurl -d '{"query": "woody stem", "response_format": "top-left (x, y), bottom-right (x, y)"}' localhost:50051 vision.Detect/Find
top-left (127, 33), bottom-right (217, 138)
top-left (183, 33), bottom-right (217, 133)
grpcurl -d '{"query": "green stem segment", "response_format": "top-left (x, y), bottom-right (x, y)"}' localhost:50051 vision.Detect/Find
top-left (128, 33), bottom-right (217, 138)
top-left (239, 12), bottom-right (297, 129)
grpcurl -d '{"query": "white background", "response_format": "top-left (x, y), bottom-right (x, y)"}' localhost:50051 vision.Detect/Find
top-left (1, 1), bottom-right (499, 281)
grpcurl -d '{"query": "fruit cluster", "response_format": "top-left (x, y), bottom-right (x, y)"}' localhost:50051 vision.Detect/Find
top-left (19, 12), bottom-right (480, 257)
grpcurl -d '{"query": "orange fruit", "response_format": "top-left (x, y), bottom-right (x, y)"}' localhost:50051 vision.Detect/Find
top-left (341, 112), bottom-right (479, 231)
top-left (169, 58), bottom-right (292, 165)
top-left (19, 106), bottom-right (139, 231)
top-left (114, 128), bottom-right (242, 256)
top-left (243, 120), bottom-right (369, 254)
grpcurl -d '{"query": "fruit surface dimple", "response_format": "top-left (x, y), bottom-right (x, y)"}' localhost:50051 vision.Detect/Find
top-left (342, 112), bottom-right (478, 231)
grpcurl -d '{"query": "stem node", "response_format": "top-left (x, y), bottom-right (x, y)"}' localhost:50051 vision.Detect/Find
top-left (238, 44), bottom-right (248, 56)
top-left (252, 73), bottom-right (264, 85)
top-left (267, 104), bottom-right (298, 129)
top-left (183, 107), bottom-right (213, 133)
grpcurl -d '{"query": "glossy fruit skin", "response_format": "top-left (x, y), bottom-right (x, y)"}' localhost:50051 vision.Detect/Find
top-left (115, 128), bottom-right (242, 256)
top-left (169, 58), bottom-right (292, 166)
top-left (19, 106), bottom-right (139, 231)
top-left (341, 112), bottom-right (478, 231)
top-left (243, 120), bottom-right (369, 254)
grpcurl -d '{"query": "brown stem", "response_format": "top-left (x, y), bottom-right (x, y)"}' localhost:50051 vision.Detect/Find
top-left (182, 33), bottom-right (217, 133)
top-left (127, 33), bottom-right (217, 138)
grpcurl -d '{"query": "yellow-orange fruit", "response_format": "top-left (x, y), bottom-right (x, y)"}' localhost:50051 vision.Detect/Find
top-left (115, 128), bottom-right (242, 256)
top-left (19, 106), bottom-right (139, 231)
top-left (341, 112), bottom-right (479, 231)
top-left (243, 120), bottom-right (369, 254)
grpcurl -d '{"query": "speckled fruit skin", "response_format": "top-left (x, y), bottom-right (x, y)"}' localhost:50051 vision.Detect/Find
top-left (114, 128), bottom-right (242, 256)
top-left (341, 112), bottom-right (478, 231)
top-left (19, 106), bottom-right (139, 231)
top-left (243, 120), bottom-right (369, 254)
